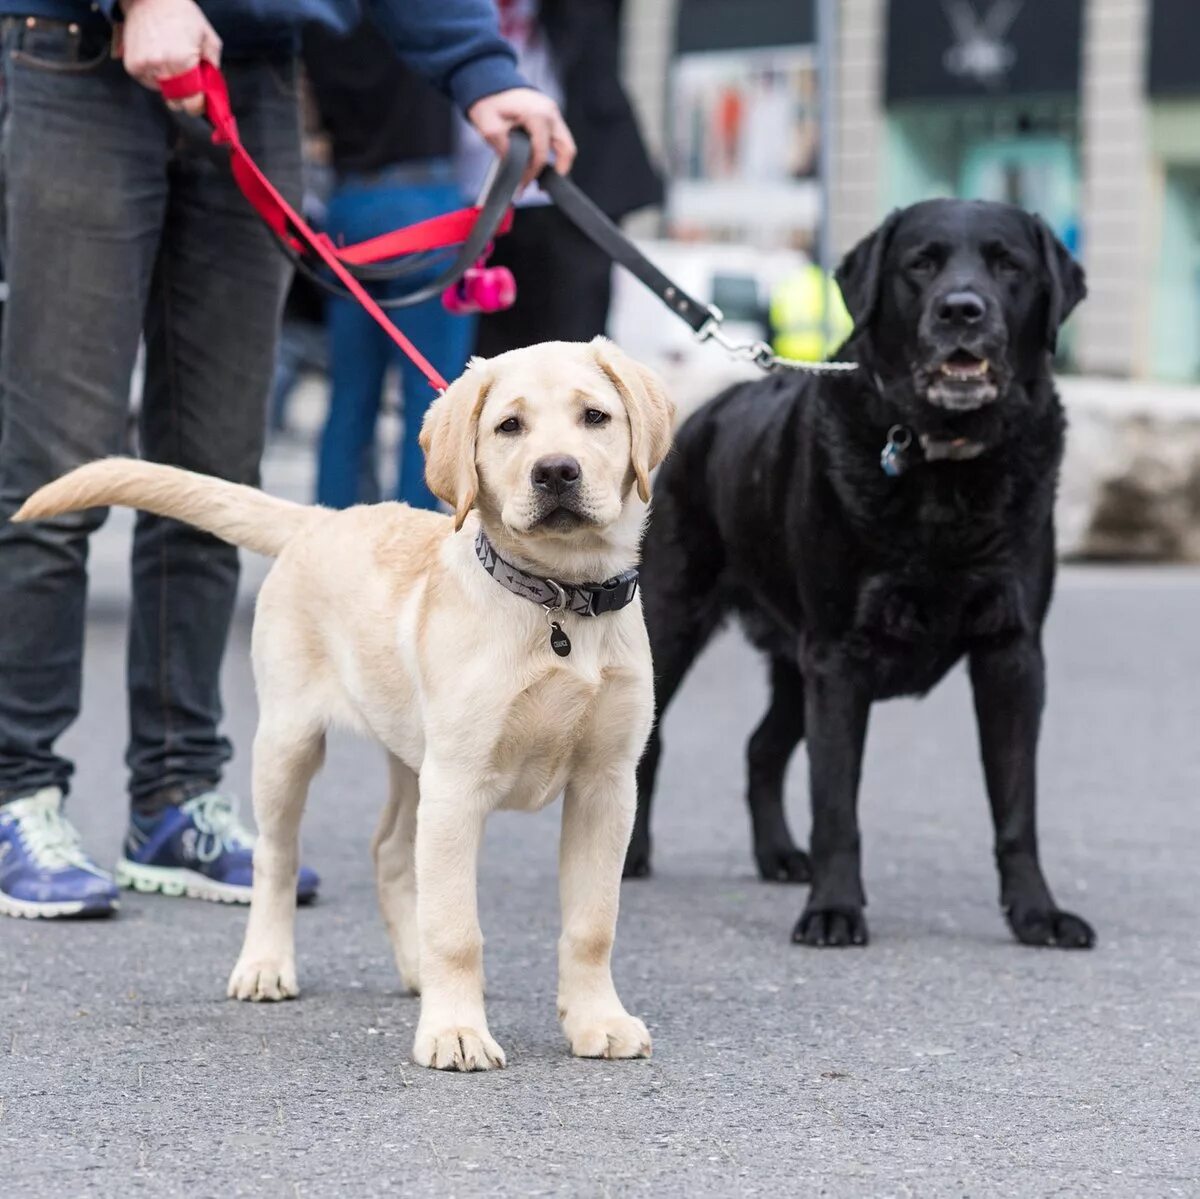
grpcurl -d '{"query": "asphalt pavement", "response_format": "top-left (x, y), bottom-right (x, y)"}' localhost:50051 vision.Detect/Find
top-left (2, 426), bottom-right (1199, 1197)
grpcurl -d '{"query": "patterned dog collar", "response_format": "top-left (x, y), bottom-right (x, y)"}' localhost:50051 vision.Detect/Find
top-left (474, 529), bottom-right (639, 617)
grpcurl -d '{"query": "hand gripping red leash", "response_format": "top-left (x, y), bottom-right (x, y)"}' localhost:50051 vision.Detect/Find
top-left (160, 63), bottom-right (516, 392)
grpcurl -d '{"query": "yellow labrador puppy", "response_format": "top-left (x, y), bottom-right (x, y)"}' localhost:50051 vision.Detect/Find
top-left (15, 338), bottom-right (674, 1073)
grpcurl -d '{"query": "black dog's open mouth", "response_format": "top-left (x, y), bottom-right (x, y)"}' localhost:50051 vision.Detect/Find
top-left (939, 349), bottom-right (990, 379)
top-left (923, 348), bottom-right (1000, 410)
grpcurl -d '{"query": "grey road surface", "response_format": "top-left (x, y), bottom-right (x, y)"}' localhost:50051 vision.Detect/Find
top-left (3, 530), bottom-right (1199, 1196)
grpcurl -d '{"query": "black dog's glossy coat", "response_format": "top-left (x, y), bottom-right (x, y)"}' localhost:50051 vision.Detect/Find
top-left (630, 199), bottom-right (1095, 950)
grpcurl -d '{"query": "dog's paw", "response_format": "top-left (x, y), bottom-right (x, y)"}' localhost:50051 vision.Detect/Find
top-left (227, 957), bottom-right (298, 1002)
top-left (622, 841), bottom-right (652, 879)
top-left (413, 1026), bottom-right (506, 1071)
top-left (792, 905), bottom-right (869, 948)
top-left (1006, 905), bottom-right (1096, 949)
top-left (755, 842), bottom-right (812, 884)
top-left (565, 1013), bottom-right (651, 1060)
top-left (393, 951), bottom-right (421, 997)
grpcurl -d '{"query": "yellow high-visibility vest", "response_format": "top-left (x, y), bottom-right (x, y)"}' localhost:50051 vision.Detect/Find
top-left (770, 266), bottom-right (853, 362)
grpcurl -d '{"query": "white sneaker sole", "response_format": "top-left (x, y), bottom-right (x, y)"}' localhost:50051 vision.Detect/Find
top-left (0, 892), bottom-right (118, 919)
top-left (116, 859), bottom-right (251, 905)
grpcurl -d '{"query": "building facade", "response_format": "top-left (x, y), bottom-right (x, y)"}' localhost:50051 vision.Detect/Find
top-left (622, 0), bottom-right (1199, 382)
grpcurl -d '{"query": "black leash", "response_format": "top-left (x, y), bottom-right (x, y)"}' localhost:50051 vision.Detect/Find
top-left (538, 168), bottom-right (858, 376)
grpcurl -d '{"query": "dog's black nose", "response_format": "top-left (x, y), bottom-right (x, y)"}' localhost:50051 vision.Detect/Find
top-left (531, 455), bottom-right (581, 495)
top-left (936, 290), bottom-right (987, 325)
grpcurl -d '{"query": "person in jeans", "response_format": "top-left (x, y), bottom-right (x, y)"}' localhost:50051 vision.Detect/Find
top-left (305, 18), bottom-right (473, 511)
top-left (0, 0), bottom-right (574, 919)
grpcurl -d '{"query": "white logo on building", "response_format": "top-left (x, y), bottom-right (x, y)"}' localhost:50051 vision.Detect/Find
top-left (941, 0), bottom-right (1024, 87)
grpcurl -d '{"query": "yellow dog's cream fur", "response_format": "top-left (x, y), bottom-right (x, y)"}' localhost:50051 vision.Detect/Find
top-left (16, 338), bottom-right (674, 1072)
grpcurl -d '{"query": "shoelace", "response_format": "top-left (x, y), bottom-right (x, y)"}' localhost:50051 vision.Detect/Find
top-left (8, 801), bottom-right (94, 871)
top-left (183, 792), bottom-right (256, 852)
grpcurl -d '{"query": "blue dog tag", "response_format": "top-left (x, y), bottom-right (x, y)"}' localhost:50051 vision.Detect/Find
top-left (880, 426), bottom-right (912, 478)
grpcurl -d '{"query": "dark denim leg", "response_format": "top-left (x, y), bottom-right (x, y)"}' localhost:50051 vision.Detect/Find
top-left (0, 27), bottom-right (168, 803)
top-left (127, 59), bottom-right (302, 812)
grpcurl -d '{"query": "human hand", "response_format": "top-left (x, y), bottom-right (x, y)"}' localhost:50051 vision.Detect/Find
top-left (467, 88), bottom-right (576, 187)
top-left (117, 0), bottom-right (222, 116)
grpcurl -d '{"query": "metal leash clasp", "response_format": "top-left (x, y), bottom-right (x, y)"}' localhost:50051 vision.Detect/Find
top-left (695, 305), bottom-right (776, 370)
top-left (695, 303), bottom-right (859, 376)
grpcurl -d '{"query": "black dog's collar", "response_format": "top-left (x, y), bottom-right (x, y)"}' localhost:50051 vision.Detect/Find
top-left (474, 529), bottom-right (639, 617)
top-left (880, 426), bottom-right (986, 477)
top-left (872, 374), bottom-right (988, 477)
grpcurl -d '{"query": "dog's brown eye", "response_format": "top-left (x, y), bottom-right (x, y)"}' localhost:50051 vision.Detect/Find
top-left (497, 416), bottom-right (521, 434)
top-left (584, 409), bottom-right (610, 426)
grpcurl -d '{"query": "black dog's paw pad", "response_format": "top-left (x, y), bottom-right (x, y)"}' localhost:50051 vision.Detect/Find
top-left (622, 846), bottom-right (652, 880)
top-left (1008, 906), bottom-right (1096, 949)
top-left (755, 846), bottom-right (812, 884)
top-left (792, 906), bottom-right (868, 948)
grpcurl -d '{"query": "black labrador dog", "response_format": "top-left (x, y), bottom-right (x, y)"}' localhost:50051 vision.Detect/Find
top-left (629, 199), bottom-right (1095, 950)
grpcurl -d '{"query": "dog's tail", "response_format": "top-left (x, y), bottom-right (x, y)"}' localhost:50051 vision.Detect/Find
top-left (13, 458), bottom-right (314, 558)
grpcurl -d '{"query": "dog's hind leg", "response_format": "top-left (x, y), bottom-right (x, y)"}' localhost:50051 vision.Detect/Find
top-left (227, 717), bottom-right (326, 1001)
top-left (625, 501), bottom-right (724, 879)
top-left (372, 753), bottom-right (421, 994)
top-left (628, 585), bottom-right (720, 878)
top-left (747, 656), bottom-right (811, 883)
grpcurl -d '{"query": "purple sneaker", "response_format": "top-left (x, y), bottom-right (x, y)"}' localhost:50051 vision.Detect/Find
top-left (0, 788), bottom-right (119, 919)
top-left (116, 790), bottom-right (319, 905)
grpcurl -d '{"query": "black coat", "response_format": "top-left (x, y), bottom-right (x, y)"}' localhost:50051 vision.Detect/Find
top-left (541, 0), bottom-right (663, 220)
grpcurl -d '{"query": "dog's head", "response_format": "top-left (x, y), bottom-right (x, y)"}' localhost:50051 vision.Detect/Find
top-left (836, 199), bottom-right (1085, 422)
top-left (419, 338), bottom-right (673, 562)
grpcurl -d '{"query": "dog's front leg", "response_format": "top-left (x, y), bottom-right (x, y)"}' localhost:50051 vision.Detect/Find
top-left (411, 762), bottom-right (505, 1071)
top-left (970, 637), bottom-right (1095, 948)
top-left (557, 769), bottom-right (651, 1060)
top-left (793, 667), bottom-right (871, 947)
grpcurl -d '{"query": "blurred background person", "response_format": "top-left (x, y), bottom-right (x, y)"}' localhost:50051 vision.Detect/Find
top-left (769, 260), bottom-right (853, 364)
top-left (460, 0), bottom-right (662, 355)
top-left (303, 17), bottom-right (476, 510)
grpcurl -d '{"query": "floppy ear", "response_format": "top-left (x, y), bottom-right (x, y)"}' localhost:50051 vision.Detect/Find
top-left (418, 363), bottom-right (492, 531)
top-left (834, 209), bottom-right (902, 338)
top-left (591, 337), bottom-right (676, 503)
top-left (1033, 216), bottom-right (1087, 354)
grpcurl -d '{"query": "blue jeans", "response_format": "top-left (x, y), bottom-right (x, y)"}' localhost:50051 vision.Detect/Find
top-left (0, 20), bottom-right (301, 809)
top-left (316, 169), bottom-right (475, 510)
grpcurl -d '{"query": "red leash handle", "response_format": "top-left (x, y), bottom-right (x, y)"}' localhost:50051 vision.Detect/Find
top-left (159, 62), bottom-right (236, 141)
top-left (158, 64), bottom-right (452, 392)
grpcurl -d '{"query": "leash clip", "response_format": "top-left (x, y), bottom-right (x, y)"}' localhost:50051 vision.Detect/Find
top-left (696, 304), bottom-right (857, 375)
top-left (695, 305), bottom-right (769, 365)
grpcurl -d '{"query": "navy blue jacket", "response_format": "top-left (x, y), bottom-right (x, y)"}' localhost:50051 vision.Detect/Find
top-left (3, 1), bottom-right (527, 111)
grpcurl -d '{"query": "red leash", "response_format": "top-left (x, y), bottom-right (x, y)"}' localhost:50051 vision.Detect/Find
top-left (161, 63), bottom-right (514, 392)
